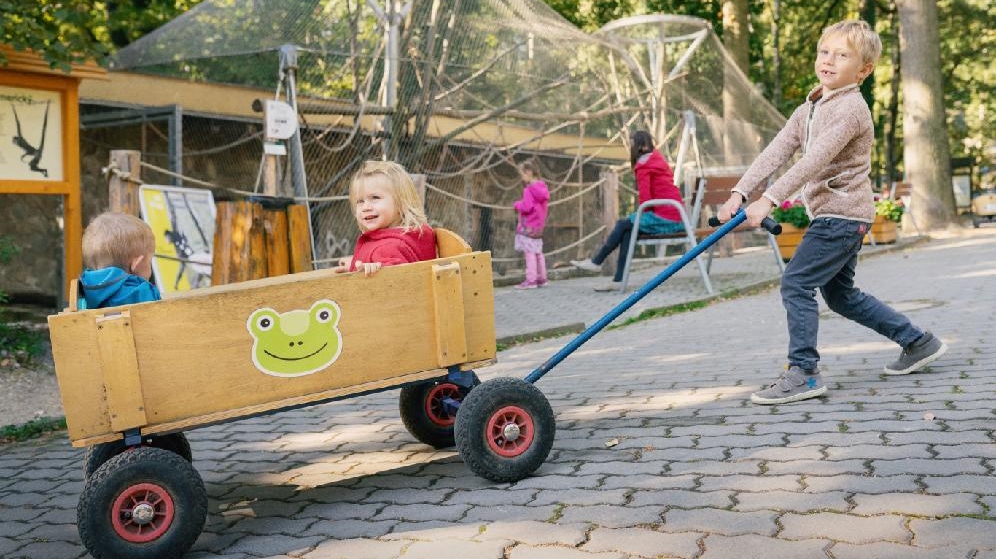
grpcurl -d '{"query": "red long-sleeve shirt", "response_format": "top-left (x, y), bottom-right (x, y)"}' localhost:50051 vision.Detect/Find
top-left (350, 225), bottom-right (437, 270)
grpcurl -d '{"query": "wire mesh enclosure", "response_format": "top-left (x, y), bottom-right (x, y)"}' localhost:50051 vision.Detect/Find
top-left (83, 1), bottom-right (785, 276)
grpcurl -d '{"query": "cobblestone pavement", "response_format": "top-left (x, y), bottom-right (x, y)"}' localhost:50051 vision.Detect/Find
top-left (1, 228), bottom-right (994, 558)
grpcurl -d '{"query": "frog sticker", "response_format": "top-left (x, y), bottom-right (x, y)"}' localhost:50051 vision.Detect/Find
top-left (246, 299), bottom-right (343, 377)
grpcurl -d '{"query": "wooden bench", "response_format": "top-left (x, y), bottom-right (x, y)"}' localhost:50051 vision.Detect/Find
top-left (697, 175), bottom-right (785, 273)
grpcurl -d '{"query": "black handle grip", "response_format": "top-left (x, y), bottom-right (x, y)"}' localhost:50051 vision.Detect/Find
top-left (708, 216), bottom-right (783, 235)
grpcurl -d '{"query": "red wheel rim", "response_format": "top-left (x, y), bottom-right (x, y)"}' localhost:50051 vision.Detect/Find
top-left (485, 405), bottom-right (535, 457)
top-left (111, 482), bottom-right (175, 543)
top-left (424, 383), bottom-right (460, 426)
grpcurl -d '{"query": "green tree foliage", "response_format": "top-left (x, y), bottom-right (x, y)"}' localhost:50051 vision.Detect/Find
top-left (0, 0), bottom-right (202, 71)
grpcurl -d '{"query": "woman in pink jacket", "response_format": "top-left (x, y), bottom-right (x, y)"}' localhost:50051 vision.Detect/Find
top-left (512, 160), bottom-right (550, 289)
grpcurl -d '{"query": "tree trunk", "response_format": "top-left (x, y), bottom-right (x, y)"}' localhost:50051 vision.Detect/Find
top-left (722, 0), bottom-right (751, 166)
top-left (896, 0), bottom-right (958, 230)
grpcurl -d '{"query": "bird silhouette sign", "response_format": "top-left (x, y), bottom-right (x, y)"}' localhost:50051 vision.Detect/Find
top-left (0, 85), bottom-right (63, 181)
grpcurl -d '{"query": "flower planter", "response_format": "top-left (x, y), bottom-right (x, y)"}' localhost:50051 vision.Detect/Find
top-left (775, 223), bottom-right (806, 261)
top-left (864, 215), bottom-right (898, 244)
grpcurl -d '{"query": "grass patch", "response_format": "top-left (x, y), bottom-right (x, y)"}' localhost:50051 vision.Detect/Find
top-left (607, 300), bottom-right (709, 330)
top-left (0, 416), bottom-right (67, 444)
top-left (0, 322), bottom-right (47, 361)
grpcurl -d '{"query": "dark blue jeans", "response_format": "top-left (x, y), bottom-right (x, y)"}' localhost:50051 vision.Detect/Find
top-left (781, 217), bottom-right (922, 371)
top-left (592, 218), bottom-right (633, 282)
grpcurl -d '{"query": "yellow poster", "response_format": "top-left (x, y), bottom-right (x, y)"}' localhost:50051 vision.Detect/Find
top-left (139, 185), bottom-right (215, 294)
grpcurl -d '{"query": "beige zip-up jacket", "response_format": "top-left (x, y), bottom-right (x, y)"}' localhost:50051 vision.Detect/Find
top-left (733, 84), bottom-right (876, 223)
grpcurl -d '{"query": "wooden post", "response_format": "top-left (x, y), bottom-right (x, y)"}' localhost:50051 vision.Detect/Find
top-left (600, 170), bottom-right (619, 274)
top-left (211, 202), bottom-right (234, 286)
top-left (287, 204), bottom-right (313, 273)
top-left (108, 150), bottom-right (142, 216)
top-left (263, 209), bottom-right (290, 277)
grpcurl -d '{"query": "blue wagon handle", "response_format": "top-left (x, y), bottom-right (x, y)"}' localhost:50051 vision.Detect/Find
top-left (524, 210), bottom-right (780, 384)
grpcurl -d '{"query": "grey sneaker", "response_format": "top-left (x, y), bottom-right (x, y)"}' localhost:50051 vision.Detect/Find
top-left (751, 366), bottom-right (827, 405)
top-left (570, 258), bottom-right (602, 272)
top-left (884, 331), bottom-right (948, 375)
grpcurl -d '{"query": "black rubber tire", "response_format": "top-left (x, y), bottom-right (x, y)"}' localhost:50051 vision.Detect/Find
top-left (77, 447), bottom-right (207, 559)
top-left (399, 373), bottom-right (480, 448)
top-left (83, 433), bottom-right (192, 479)
top-left (454, 376), bottom-right (555, 483)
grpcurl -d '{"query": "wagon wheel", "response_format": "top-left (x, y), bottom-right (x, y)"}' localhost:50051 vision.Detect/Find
top-left (78, 447), bottom-right (207, 559)
top-left (454, 377), bottom-right (555, 482)
top-left (399, 373), bottom-right (480, 448)
top-left (83, 433), bottom-right (192, 479)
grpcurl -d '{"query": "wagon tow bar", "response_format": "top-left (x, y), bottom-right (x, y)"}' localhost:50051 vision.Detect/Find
top-left (523, 210), bottom-right (781, 385)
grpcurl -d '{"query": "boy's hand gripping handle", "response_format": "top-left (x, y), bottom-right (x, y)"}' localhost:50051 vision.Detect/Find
top-left (708, 214), bottom-right (782, 235)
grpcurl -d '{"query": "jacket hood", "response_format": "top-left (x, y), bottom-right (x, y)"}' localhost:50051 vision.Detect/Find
top-left (525, 180), bottom-right (549, 202)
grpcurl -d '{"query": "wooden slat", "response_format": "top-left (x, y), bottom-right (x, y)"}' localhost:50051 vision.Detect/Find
top-left (431, 262), bottom-right (468, 366)
top-left (435, 227), bottom-right (471, 257)
top-left (95, 312), bottom-right (148, 432)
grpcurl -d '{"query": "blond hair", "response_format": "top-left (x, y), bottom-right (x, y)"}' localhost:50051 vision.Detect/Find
top-left (820, 20), bottom-right (882, 65)
top-left (348, 160), bottom-right (428, 231)
top-left (82, 212), bottom-right (155, 270)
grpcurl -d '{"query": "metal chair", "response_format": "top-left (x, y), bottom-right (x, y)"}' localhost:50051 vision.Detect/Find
top-left (618, 176), bottom-right (712, 294)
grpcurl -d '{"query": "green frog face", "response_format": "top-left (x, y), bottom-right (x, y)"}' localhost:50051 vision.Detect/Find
top-left (246, 299), bottom-right (343, 377)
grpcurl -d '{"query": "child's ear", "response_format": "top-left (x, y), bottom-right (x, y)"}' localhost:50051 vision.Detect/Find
top-left (129, 253), bottom-right (146, 274)
top-left (857, 62), bottom-right (874, 83)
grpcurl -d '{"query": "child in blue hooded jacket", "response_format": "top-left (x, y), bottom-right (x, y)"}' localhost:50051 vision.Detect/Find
top-left (79, 212), bottom-right (161, 308)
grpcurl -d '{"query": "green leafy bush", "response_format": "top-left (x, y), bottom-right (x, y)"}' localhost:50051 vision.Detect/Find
top-left (771, 199), bottom-right (811, 228)
top-left (0, 235), bottom-right (45, 361)
top-left (875, 198), bottom-right (905, 223)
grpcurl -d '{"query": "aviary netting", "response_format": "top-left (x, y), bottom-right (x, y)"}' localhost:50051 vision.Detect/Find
top-left (104, 1), bottom-right (785, 272)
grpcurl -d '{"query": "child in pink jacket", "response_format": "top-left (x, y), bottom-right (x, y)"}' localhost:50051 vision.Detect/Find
top-left (513, 160), bottom-right (550, 289)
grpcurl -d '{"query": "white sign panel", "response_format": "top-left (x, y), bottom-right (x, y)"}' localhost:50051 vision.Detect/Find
top-left (0, 85), bottom-right (63, 181)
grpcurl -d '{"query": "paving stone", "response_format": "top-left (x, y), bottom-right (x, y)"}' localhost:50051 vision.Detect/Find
top-left (6, 540), bottom-right (85, 559)
top-left (557, 504), bottom-right (664, 527)
top-left (785, 432), bottom-right (883, 446)
top-left (372, 503), bottom-right (469, 522)
top-left (475, 521), bottom-right (587, 546)
top-left (697, 475), bottom-right (800, 492)
top-left (530, 488), bottom-right (629, 506)
top-left (583, 526), bottom-right (701, 558)
top-left (694, 434), bottom-right (787, 449)
top-left (871, 458), bottom-right (987, 476)
top-left (462, 504), bottom-right (560, 522)
top-left (885, 431), bottom-right (992, 445)
top-left (300, 537), bottom-right (407, 559)
top-left (398, 539), bottom-right (509, 559)
top-left (803, 475), bottom-right (918, 494)
top-left (764, 459), bottom-right (868, 475)
top-left (779, 512), bottom-right (910, 544)
top-left (700, 534), bottom-right (830, 558)
top-left (381, 522), bottom-right (485, 541)
top-left (823, 444), bottom-right (931, 460)
top-left (933, 443), bottom-right (996, 459)
top-left (851, 492), bottom-right (983, 516)
top-left (727, 446), bottom-right (824, 461)
top-left (734, 490), bottom-right (849, 513)
top-left (574, 461), bottom-right (665, 476)
top-left (908, 517), bottom-right (996, 548)
top-left (298, 519), bottom-right (398, 539)
top-left (600, 474), bottom-right (697, 490)
top-left (829, 541), bottom-right (976, 559)
top-left (511, 475), bottom-right (602, 490)
top-left (507, 545), bottom-right (627, 559)
top-left (629, 489), bottom-right (733, 509)
top-left (0, 537), bottom-right (24, 558)
top-left (661, 508), bottom-right (776, 536)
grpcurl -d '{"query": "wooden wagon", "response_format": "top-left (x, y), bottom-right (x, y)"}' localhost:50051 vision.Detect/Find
top-left (49, 229), bottom-right (555, 559)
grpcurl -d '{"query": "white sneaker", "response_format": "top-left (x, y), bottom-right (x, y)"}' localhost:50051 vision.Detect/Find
top-left (593, 283), bottom-right (619, 292)
top-left (570, 258), bottom-right (601, 272)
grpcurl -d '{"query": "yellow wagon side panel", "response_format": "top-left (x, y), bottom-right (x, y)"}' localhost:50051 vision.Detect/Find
top-left (49, 252), bottom-right (495, 445)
